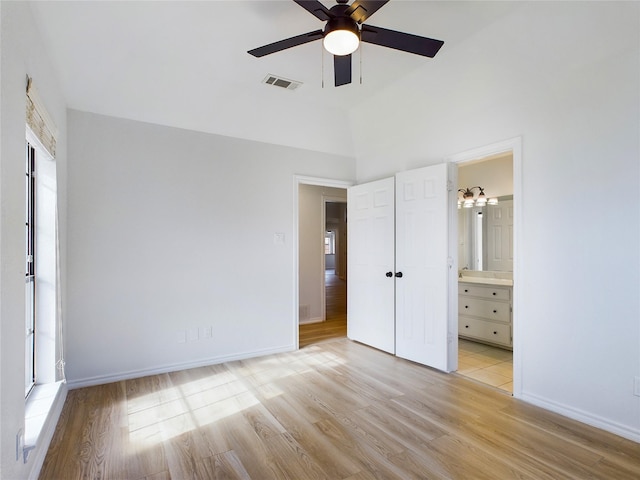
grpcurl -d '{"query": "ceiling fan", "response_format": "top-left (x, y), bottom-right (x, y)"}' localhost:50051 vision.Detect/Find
top-left (248, 0), bottom-right (444, 87)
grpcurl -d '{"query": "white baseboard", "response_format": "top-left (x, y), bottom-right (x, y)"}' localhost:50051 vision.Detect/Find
top-left (299, 316), bottom-right (323, 325)
top-left (521, 391), bottom-right (640, 443)
top-left (66, 344), bottom-right (296, 390)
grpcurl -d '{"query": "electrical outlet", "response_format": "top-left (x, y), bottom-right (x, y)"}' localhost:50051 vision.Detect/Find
top-left (187, 328), bottom-right (199, 342)
top-left (634, 377), bottom-right (640, 397)
top-left (202, 326), bottom-right (213, 339)
top-left (16, 429), bottom-right (23, 461)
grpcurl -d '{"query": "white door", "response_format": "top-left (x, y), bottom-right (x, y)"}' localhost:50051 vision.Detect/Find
top-left (486, 200), bottom-right (514, 272)
top-left (395, 164), bottom-right (453, 371)
top-left (347, 177), bottom-right (395, 354)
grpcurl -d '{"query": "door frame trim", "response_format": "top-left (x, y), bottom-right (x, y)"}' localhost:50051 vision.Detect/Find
top-left (293, 176), bottom-right (353, 350)
top-left (447, 137), bottom-right (523, 397)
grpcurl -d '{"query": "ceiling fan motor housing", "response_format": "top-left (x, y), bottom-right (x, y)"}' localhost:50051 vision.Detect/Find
top-left (323, 16), bottom-right (360, 40)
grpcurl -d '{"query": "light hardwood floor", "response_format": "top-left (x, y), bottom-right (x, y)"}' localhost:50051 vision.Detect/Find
top-left (40, 338), bottom-right (640, 479)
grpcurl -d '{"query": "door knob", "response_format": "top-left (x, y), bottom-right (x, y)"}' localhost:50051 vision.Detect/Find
top-left (395, 272), bottom-right (403, 278)
top-left (386, 271), bottom-right (393, 277)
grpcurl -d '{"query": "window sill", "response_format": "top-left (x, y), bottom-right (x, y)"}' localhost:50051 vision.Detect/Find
top-left (24, 381), bottom-right (65, 461)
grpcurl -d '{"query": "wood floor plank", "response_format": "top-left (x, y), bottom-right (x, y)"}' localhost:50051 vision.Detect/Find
top-left (392, 387), bottom-right (608, 480)
top-left (195, 450), bottom-right (251, 480)
top-left (260, 432), bottom-right (330, 480)
top-left (40, 339), bottom-right (640, 480)
top-left (144, 470), bottom-right (171, 480)
top-left (386, 448), bottom-right (465, 480)
top-left (426, 433), bottom-right (540, 480)
top-left (291, 367), bottom-right (372, 417)
top-left (71, 383), bottom-right (126, 479)
top-left (124, 431), bottom-right (168, 480)
top-left (314, 416), bottom-right (410, 479)
top-left (163, 430), bottom-right (212, 480)
top-left (261, 394), bottom-right (361, 479)
top-left (351, 401), bottom-right (444, 451)
top-left (207, 412), bottom-right (287, 480)
top-left (321, 362), bottom-right (406, 403)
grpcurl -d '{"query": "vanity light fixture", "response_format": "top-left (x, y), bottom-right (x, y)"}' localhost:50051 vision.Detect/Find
top-left (457, 186), bottom-right (499, 209)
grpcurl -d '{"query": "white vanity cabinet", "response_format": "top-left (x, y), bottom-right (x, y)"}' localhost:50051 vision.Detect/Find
top-left (458, 282), bottom-right (512, 349)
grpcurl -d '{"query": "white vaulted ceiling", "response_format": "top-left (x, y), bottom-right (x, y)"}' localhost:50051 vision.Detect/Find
top-left (28, 1), bottom-right (522, 157)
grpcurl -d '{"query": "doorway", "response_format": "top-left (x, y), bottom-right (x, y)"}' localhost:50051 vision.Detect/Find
top-left (294, 177), bottom-right (352, 349)
top-left (449, 138), bottom-right (521, 396)
top-left (299, 199), bottom-right (348, 347)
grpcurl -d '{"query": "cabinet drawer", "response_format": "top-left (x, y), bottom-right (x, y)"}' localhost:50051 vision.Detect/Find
top-left (458, 297), bottom-right (510, 322)
top-left (459, 283), bottom-right (510, 301)
top-left (459, 317), bottom-right (511, 346)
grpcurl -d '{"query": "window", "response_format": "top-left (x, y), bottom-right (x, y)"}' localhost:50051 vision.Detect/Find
top-left (324, 231), bottom-right (336, 255)
top-left (23, 80), bottom-right (64, 453)
top-left (25, 143), bottom-right (36, 397)
top-left (24, 129), bottom-right (59, 396)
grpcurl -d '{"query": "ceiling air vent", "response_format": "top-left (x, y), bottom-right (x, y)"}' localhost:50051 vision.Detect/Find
top-left (262, 74), bottom-right (302, 91)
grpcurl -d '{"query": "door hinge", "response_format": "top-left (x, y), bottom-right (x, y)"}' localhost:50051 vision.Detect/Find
top-left (447, 180), bottom-right (454, 192)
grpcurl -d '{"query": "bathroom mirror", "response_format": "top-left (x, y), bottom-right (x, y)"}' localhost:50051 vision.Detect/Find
top-left (458, 195), bottom-right (513, 272)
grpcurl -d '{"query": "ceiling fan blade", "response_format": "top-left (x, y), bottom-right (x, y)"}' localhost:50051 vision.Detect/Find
top-left (346, 0), bottom-right (389, 24)
top-left (334, 54), bottom-right (352, 87)
top-left (293, 0), bottom-right (332, 21)
top-left (361, 24), bottom-right (444, 57)
top-left (248, 30), bottom-right (324, 57)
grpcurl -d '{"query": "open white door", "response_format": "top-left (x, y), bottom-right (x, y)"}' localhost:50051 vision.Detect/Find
top-left (395, 164), bottom-right (454, 371)
top-left (347, 177), bottom-right (395, 354)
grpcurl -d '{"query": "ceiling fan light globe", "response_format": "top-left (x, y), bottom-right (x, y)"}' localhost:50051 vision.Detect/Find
top-left (323, 29), bottom-right (359, 56)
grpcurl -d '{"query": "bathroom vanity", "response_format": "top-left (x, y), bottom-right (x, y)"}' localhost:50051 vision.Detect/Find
top-left (458, 275), bottom-right (513, 349)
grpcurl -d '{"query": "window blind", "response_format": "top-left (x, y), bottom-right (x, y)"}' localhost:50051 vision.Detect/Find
top-left (26, 77), bottom-right (57, 157)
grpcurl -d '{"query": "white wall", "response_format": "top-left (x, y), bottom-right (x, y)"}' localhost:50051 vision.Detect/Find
top-left (66, 111), bottom-right (354, 386)
top-left (0, 2), bottom-right (68, 478)
top-left (298, 185), bottom-right (347, 323)
top-left (350, 2), bottom-right (640, 440)
top-left (458, 154), bottom-right (513, 199)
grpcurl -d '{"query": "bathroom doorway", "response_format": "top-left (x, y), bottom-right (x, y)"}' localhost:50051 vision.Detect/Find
top-left (450, 138), bottom-right (521, 395)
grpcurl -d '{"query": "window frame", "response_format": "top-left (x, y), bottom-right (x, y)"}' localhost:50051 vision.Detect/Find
top-left (25, 142), bottom-right (37, 398)
top-left (324, 230), bottom-right (336, 255)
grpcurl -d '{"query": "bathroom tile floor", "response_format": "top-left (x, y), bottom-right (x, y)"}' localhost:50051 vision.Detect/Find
top-left (458, 339), bottom-right (513, 393)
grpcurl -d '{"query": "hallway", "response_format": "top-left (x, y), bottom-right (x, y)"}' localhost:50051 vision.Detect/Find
top-left (299, 270), bottom-right (346, 347)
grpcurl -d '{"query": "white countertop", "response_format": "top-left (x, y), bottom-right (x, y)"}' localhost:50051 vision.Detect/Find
top-left (458, 276), bottom-right (513, 287)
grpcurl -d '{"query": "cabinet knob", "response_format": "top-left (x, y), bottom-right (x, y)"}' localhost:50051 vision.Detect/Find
top-left (465, 325), bottom-right (469, 329)
top-left (385, 271), bottom-right (393, 277)
top-left (492, 292), bottom-right (497, 296)
top-left (395, 272), bottom-right (403, 278)
top-left (464, 289), bottom-right (469, 293)
top-left (493, 331), bottom-right (498, 335)
top-left (465, 305), bottom-right (469, 309)
top-left (493, 310), bottom-right (497, 313)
